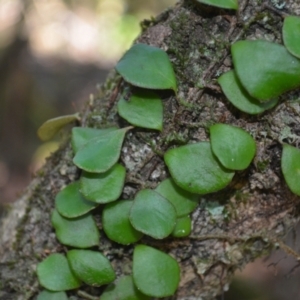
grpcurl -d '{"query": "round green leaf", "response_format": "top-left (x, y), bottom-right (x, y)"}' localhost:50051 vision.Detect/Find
top-left (102, 200), bottom-right (143, 245)
top-left (116, 43), bottom-right (177, 92)
top-left (117, 90), bottom-right (163, 131)
top-left (100, 275), bottom-right (150, 300)
top-left (218, 70), bottom-right (278, 114)
top-left (281, 144), bottom-right (300, 196)
top-left (232, 40), bottom-right (300, 101)
top-left (130, 189), bottom-right (177, 239)
top-left (155, 178), bottom-right (199, 217)
top-left (55, 182), bottom-right (98, 218)
top-left (37, 290), bottom-right (68, 300)
top-left (80, 163), bottom-right (126, 203)
top-left (164, 142), bottom-right (235, 194)
top-left (51, 209), bottom-right (99, 248)
top-left (196, 0), bottom-right (238, 10)
top-left (67, 250), bottom-right (115, 287)
top-left (72, 127), bottom-right (118, 153)
top-left (210, 124), bottom-right (256, 170)
top-left (73, 127), bottom-right (130, 173)
top-left (172, 215), bottom-right (192, 238)
top-left (37, 254), bottom-right (81, 292)
top-left (133, 245), bottom-right (180, 297)
top-left (37, 114), bottom-right (79, 141)
top-left (283, 16), bottom-right (300, 59)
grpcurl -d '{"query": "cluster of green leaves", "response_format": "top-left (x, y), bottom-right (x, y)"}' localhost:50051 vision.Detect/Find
top-left (165, 124), bottom-right (256, 194)
top-left (218, 17), bottom-right (300, 114)
top-left (37, 44), bottom-right (185, 299)
top-left (36, 14), bottom-right (300, 297)
top-left (217, 15), bottom-right (300, 196)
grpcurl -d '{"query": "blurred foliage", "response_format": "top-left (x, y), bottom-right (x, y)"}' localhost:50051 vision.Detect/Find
top-left (0, 0), bottom-right (176, 204)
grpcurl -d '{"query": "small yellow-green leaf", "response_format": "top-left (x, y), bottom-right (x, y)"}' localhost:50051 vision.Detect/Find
top-left (100, 275), bottom-right (150, 300)
top-left (130, 189), bottom-right (177, 239)
top-left (80, 163), bottom-right (126, 203)
top-left (116, 43), bottom-right (177, 92)
top-left (55, 182), bottom-right (98, 218)
top-left (210, 124), bottom-right (256, 170)
top-left (118, 90), bottom-right (163, 131)
top-left (155, 178), bottom-right (199, 217)
top-left (51, 209), bottom-right (99, 248)
top-left (37, 113), bottom-right (79, 141)
top-left (73, 127), bottom-right (131, 173)
top-left (283, 16), bottom-right (300, 59)
top-left (218, 70), bottom-right (278, 114)
top-left (232, 40), bottom-right (300, 101)
top-left (37, 290), bottom-right (68, 300)
top-left (103, 200), bottom-right (143, 245)
top-left (37, 254), bottom-right (81, 291)
top-left (164, 142), bottom-right (235, 194)
top-left (196, 0), bottom-right (238, 10)
top-left (71, 127), bottom-right (118, 153)
top-left (172, 215), bottom-right (192, 238)
top-left (133, 245), bottom-right (180, 297)
top-left (281, 144), bottom-right (300, 196)
top-left (67, 250), bottom-right (115, 287)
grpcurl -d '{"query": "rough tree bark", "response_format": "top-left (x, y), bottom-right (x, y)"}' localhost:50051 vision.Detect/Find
top-left (1, 0), bottom-right (300, 299)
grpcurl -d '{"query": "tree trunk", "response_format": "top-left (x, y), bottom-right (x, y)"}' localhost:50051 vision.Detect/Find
top-left (1, 0), bottom-right (300, 299)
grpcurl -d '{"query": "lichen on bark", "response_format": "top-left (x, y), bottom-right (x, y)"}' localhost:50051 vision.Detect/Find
top-left (1, 0), bottom-right (300, 299)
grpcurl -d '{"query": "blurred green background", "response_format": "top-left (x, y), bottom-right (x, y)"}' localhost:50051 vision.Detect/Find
top-left (0, 0), bottom-right (176, 203)
top-left (0, 1), bottom-right (300, 299)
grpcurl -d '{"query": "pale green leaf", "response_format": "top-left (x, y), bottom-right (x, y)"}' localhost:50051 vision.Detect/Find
top-left (37, 114), bottom-right (79, 141)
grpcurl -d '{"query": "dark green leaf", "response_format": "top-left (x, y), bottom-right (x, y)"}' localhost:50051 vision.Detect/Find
top-left (73, 127), bottom-right (131, 173)
top-left (55, 182), bottom-right (98, 218)
top-left (100, 275), bottom-right (150, 300)
top-left (232, 40), bottom-right (300, 101)
top-left (130, 189), bottom-right (177, 239)
top-left (116, 43), bottom-right (177, 92)
top-left (72, 127), bottom-right (118, 153)
top-left (80, 163), bottom-right (126, 203)
top-left (51, 209), bottom-right (99, 248)
top-left (37, 114), bottom-right (79, 141)
top-left (196, 0), bottom-right (238, 10)
top-left (283, 16), bottom-right (300, 59)
top-left (164, 142), bottom-right (234, 194)
top-left (218, 70), bottom-right (278, 114)
top-left (210, 124), bottom-right (256, 170)
top-left (281, 144), bottom-right (300, 196)
top-left (155, 178), bottom-right (199, 217)
top-left (67, 250), bottom-right (115, 287)
top-left (133, 245), bottom-right (180, 297)
top-left (102, 200), bottom-right (143, 245)
top-left (37, 254), bottom-right (81, 291)
top-left (118, 90), bottom-right (163, 131)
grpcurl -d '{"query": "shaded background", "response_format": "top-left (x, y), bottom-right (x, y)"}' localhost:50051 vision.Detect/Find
top-left (0, 0), bottom-right (300, 299)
